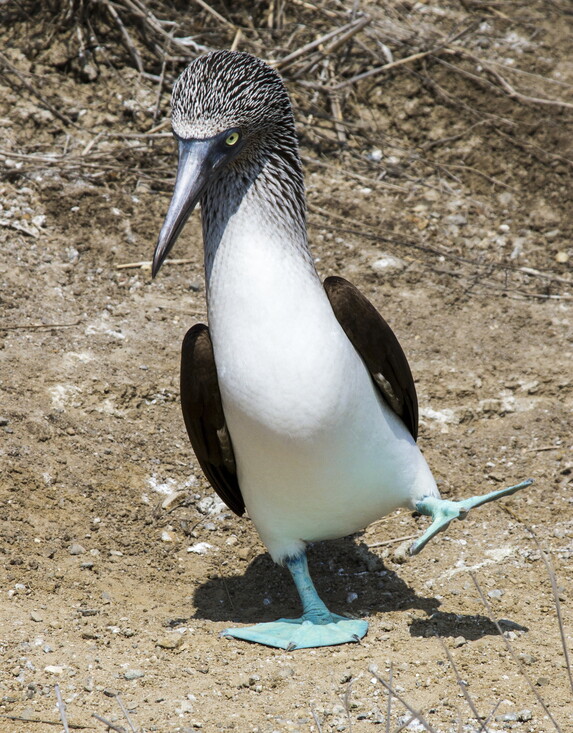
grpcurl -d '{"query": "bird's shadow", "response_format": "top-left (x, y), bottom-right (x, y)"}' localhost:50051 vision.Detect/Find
top-left (187, 537), bottom-right (527, 641)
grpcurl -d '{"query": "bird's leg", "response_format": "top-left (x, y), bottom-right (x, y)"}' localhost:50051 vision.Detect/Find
top-left (409, 479), bottom-right (533, 556)
top-left (222, 550), bottom-right (368, 650)
top-left (285, 553), bottom-right (333, 624)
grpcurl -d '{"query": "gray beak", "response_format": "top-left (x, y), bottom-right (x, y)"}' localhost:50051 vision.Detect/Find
top-left (152, 138), bottom-right (216, 278)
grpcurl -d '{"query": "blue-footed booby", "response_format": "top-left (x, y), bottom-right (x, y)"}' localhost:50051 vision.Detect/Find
top-left (151, 50), bottom-right (531, 650)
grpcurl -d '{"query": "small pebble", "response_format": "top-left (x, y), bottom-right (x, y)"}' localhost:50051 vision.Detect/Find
top-left (496, 712), bottom-right (518, 722)
top-left (453, 636), bottom-right (466, 648)
top-left (187, 542), bottom-right (213, 555)
top-left (30, 611), bottom-right (43, 623)
top-left (69, 543), bottom-right (86, 556)
top-left (156, 634), bottom-right (183, 649)
top-left (44, 665), bottom-right (64, 675)
top-left (124, 669), bottom-right (145, 680)
top-left (370, 255), bottom-right (406, 273)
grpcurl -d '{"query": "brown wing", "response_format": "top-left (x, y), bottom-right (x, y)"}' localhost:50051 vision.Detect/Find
top-left (324, 276), bottom-right (418, 441)
top-left (180, 324), bottom-right (245, 515)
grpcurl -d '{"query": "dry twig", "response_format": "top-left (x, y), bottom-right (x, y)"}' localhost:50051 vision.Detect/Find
top-left (55, 684), bottom-right (70, 733)
top-left (371, 667), bottom-right (438, 733)
top-left (471, 572), bottom-right (563, 732)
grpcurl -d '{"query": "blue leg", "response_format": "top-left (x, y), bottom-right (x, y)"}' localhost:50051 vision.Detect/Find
top-left (409, 479), bottom-right (533, 556)
top-left (222, 553), bottom-right (368, 650)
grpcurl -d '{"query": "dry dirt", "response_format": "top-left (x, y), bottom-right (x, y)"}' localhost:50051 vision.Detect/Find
top-left (1, 3), bottom-right (572, 732)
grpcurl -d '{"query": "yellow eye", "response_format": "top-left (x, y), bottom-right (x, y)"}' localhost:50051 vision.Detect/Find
top-left (225, 131), bottom-right (240, 146)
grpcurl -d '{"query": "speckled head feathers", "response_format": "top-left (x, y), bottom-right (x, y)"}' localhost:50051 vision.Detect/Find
top-left (171, 51), bottom-right (294, 141)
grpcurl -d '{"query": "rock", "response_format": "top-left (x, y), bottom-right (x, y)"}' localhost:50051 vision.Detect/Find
top-left (496, 712), bottom-right (518, 722)
top-left (390, 539), bottom-right (412, 564)
top-left (156, 634), bottom-right (183, 649)
top-left (124, 669), bottom-right (145, 680)
top-left (370, 254), bottom-right (406, 273)
top-left (44, 665), bottom-right (64, 675)
top-left (196, 496), bottom-right (226, 515)
top-left (187, 542), bottom-right (213, 555)
top-left (453, 636), bottom-right (466, 648)
top-left (69, 543), bottom-right (86, 555)
top-left (30, 611), bottom-right (43, 623)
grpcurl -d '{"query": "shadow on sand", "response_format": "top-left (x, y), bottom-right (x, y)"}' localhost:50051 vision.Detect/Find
top-left (187, 536), bottom-right (527, 641)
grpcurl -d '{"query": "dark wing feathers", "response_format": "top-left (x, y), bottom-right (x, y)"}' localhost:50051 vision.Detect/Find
top-left (180, 277), bottom-right (416, 512)
top-left (324, 276), bottom-right (418, 441)
top-left (180, 324), bottom-right (245, 516)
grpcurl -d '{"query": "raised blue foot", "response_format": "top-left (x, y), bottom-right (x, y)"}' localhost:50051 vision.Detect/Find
top-left (222, 553), bottom-right (368, 650)
top-left (410, 479), bottom-right (533, 556)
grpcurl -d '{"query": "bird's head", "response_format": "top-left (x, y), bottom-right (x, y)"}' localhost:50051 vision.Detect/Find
top-left (152, 51), bottom-right (298, 277)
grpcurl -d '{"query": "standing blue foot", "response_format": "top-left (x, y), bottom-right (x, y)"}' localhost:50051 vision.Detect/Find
top-left (222, 553), bottom-right (368, 650)
top-left (409, 479), bottom-right (533, 556)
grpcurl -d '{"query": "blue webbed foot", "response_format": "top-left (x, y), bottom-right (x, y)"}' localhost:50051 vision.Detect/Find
top-left (223, 614), bottom-right (368, 650)
top-left (222, 552), bottom-right (368, 650)
top-left (410, 479), bottom-right (533, 556)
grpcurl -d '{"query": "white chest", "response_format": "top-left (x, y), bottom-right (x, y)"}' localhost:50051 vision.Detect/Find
top-left (201, 192), bottom-right (438, 561)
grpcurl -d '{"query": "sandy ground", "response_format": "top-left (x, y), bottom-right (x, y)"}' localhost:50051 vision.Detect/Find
top-left (0, 2), bottom-right (572, 732)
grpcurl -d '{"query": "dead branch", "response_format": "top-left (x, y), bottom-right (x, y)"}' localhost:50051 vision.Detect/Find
top-left (0, 714), bottom-right (89, 729)
top-left (447, 47), bottom-right (573, 111)
top-left (272, 16), bottom-right (371, 71)
top-left (193, 0), bottom-right (235, 29)
top-left (101, 0), bottom-right (144, 73)
top-left (0, 321), bottom-right (81, 331)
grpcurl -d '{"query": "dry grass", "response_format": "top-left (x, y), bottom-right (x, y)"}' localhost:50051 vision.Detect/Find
top-left (1, 1), bottom-right (571, 304)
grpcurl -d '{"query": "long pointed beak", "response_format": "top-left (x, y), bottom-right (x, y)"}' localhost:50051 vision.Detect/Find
top-left (152, 139), bottom-right (215, 278)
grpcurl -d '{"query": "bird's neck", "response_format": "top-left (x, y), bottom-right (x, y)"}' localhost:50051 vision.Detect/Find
top-left (201, 146), bottom-right (314, 285)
